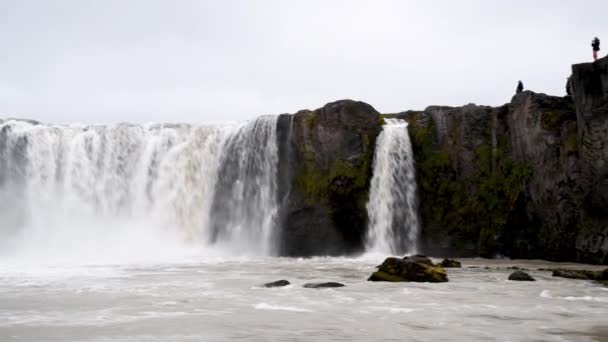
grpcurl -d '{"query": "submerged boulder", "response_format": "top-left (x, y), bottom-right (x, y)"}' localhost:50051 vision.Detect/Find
top-left (440, 258), bottom-right (462, 268)
top-left (508, 271), bottom-right (535, 281)
top-left (552, 269), bottom-right (608, 281)
top-left (263, 280), bottom-right (291, 288)
top-left (368, 257), bottom-right (448, 282)
top-left (302, 282), bottom-right (345, 289)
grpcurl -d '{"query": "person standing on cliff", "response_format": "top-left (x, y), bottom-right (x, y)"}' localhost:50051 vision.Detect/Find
top-left (592, 37), bottom-right (600, 61)
top-left (516, 81), bottom-right (524, 94)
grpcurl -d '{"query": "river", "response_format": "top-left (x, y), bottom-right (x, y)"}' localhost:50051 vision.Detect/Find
top-left (1, 256), bottom-right (606, 342)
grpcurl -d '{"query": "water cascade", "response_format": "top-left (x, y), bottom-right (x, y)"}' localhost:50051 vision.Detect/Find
top-left (366, 118), bottom-right (420, 255)
top-left (0, 116), bottom-right (279, 261)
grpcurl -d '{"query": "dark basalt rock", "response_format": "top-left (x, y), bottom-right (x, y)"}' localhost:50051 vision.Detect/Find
top-left (552, 268), bottom-right (608, 281)
top-left (368, 257), bottom-right (448, 282)
top-left (508, 270), bottom-right (535, 281)
top-left (263, 280), bottom-right (291, 288)
top-left (398, 55), bottom-right (608, 265)
top-left (302, 282), bottom-right (345, 289)
top-left (276, 100), bottom-right (383, 256)
top-left (440, 258), bottom-right (462, 268)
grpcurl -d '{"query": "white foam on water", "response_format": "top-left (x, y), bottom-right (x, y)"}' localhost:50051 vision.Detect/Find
top-left (253, 303), bottom-right (313, 313)
top-left (0, 258), bottom-right (606, 341)
top-left (562, 296), bottom-right (608, 302)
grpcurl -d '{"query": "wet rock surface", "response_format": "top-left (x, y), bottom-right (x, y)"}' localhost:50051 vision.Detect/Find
top-left (440, 258), bottom-right (462, 268)
top-left (508, 271), bottom-right (535, 281)
top-left (552, 268), bottom-right (608, 281)
top-left (302, 282), bottom-right (345, 289)
top-left (368, 256), bottom-right (448, 282)
top-left (263, 280), bottom-right (291, 288)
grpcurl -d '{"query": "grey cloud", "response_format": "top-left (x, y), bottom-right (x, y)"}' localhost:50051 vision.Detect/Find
top-left (0, 0), bottom-right (606, 123)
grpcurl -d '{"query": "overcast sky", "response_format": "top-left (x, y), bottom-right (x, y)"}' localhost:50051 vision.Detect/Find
top-left (1, 1), bottom-right (606, 124)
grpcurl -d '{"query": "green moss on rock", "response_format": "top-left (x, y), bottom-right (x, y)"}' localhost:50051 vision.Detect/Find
top-left (409, 114), bottom-right (533, 257)
top-left (368, 257), bottom-right (449, 283)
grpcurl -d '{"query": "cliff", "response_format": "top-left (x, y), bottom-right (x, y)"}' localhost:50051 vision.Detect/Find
top-left (398, 56), bottom-right (608, 264)
top-left (276, 100), bottom-right (383, 256)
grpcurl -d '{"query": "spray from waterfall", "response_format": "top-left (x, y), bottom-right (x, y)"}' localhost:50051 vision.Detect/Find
top-left (0, 117), bottom-right (279, 262)
top-left (366, 118), bottom-right (420, 255)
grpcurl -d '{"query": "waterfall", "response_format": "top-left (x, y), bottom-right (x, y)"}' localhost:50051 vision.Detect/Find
top-left (366, 118), bottom-right (420, 255)
top-left (0, 117), bottom-right (279, 261)
top-left (208, 116), bottom-right (280, 255)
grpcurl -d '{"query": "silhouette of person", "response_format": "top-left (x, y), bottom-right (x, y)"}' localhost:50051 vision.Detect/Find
top-left (592, 37), bottom-right (600, 61)
top-left (516, 81), bottom-right (524, 94)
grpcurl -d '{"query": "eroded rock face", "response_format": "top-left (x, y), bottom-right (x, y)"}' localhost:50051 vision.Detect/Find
top-left (570, 57), bottom-right (608, 264)
top-left (276, 100), bottom-right (382, 256)
top-left (368, 256), bottom-right (448, 282)
top-left (399, 56), bottom-right (608, 264)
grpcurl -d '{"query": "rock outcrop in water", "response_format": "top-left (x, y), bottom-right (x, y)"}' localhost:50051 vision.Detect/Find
top-left (508, 271), bottom-right (535, 281)
top-left (263, 280), bottom-right (291, 288)
top-left (368, 256), bottom-right (448, 282)
top-left (276, 100), bottom-right (383, 256)
top-left (397, 56), bottom-right (608, 265)
top-left (302, 282), bottom-right (345, 289)
top-left (552, 269), bottom-right (608, 281)
top-left (440, 258), bottom-right (462, 268)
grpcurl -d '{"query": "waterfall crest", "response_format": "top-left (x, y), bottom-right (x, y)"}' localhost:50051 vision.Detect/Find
top-left (366, 119), bottom-right (420, 255)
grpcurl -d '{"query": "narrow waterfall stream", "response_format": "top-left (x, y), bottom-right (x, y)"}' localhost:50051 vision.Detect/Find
top-left (366, 118), bottom-right (420, 255)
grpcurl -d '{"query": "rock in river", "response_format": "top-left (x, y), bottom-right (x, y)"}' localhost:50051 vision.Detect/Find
top-left (302, 282), bottom-right (345, 289)
top-left (440, 258), bottom-right (462, 268)
top-left (368, 256), bottom-right (448, 282)
top-left (508, 271), bottom-right (535, 281)
top-left (552, 269), bottom-right (608, 281)
top-left (263, 280), bottom-right (291, 288)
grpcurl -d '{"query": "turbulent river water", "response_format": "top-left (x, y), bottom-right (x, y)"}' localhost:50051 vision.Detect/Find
top-left (0, 257), bottom-right (607, 342)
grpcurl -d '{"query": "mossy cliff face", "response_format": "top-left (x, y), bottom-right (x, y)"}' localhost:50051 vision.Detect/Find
top-left (396, 104), bottom-right (535, 259)
top-left (276, 100), bottom-right (382, 256)
top-left (399, 56), bottom-right (608, 264)
top-left (570, 57), bottom-right (608, 264)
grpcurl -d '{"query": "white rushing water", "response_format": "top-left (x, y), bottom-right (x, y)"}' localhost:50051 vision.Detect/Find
top-left (366, 118), bottom-right (420, 255)
top-left (0, 117), bottom-right (280, 262)
top-left (0, 258), bottom-right (606, 342)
